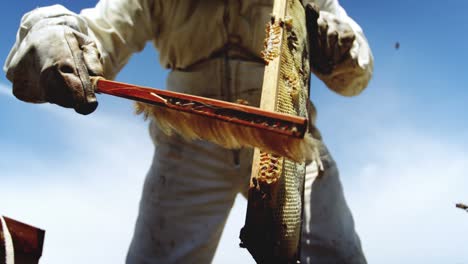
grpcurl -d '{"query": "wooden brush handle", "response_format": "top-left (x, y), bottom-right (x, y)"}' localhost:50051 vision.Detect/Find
top-left (92, 77), bottom-right (308, 138)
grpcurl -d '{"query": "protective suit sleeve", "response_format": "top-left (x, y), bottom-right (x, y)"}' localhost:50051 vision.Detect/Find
top-left (80, 0), bottom-right (161, 79)
top-left (305, 0), bottom-right (374, 96)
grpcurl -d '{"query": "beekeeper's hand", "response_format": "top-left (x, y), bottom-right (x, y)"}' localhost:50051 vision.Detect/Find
top-left (305, 3), bottom-right (355, 75)
top-left (4, 5), bottom-right (103, 115)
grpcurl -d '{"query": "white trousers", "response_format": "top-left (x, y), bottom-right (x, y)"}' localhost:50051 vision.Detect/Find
top-left (126, 59), bottom-right (366, 264)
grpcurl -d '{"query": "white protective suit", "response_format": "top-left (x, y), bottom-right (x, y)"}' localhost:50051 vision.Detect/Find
top-left (4, 0), bottom-right (373, 263)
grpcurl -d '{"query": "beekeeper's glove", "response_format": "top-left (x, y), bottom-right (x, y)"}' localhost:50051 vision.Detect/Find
top-left (305, 3), bottom-right (355, 75)
top-left (4, 5), bottom-right (103, 115)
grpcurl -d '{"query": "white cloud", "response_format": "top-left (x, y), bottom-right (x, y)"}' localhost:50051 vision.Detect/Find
top-left (0, 102), bottom-right (153, 263)
top-left (348, 129), bottom-right (468, 264)
top-left (0, 82), bottom-right (13, 98)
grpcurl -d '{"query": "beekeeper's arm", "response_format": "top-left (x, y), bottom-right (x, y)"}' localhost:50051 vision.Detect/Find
top-left (3, 1), bottom-right (159, 114)
top-left (305, 0), bottom-right (374, 96)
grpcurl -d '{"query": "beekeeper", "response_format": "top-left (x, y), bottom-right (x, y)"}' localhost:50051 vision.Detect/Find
top-left (4, 0), bottom-right (373, 263)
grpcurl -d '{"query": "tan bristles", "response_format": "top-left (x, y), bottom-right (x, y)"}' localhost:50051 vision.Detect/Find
top-left (135, 102), bottom-right (320, 163)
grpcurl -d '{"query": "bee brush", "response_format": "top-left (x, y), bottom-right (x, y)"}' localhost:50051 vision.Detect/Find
top-left (91, 77), bottom-right (314, 162)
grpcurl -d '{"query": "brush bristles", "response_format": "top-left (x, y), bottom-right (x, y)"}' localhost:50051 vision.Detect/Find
top-left (135, 102), bottom-right (321, 164)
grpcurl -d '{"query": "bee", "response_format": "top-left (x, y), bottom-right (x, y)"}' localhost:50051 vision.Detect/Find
top-left (284, 74), bottom-right (300, 98)
top-left (283, 16), bottom-right (292, 30)
top-left (235, 99), bottom-right (250, 105)
top-left (280, 16), bottom-right (293, 31)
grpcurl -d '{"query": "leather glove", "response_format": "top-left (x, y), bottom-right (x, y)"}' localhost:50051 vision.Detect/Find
top-left (305, 3), bottom-right (356, 75)
top-left (5, 10), bottom-right (103, 115)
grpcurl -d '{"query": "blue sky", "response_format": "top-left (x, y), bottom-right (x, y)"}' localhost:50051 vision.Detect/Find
top-left (1, 1), bottom-right (468, 263)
